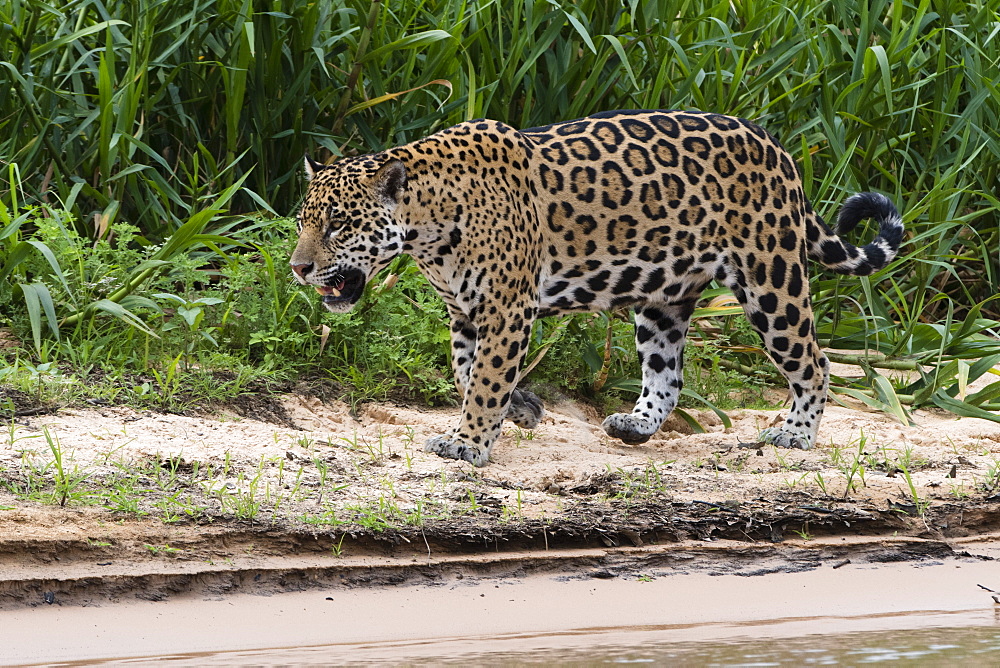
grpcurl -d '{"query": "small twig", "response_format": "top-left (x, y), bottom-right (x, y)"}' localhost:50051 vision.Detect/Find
top-left (826, 351), bottom-right (923, 371)
top-left (592, 316), bottom-right (614, 392)
top-left (978, 584), bottom-right (1000, 603)
top-left (714, 356), bottom-right (765, 376)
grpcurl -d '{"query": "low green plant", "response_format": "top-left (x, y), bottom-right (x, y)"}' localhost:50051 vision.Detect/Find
top-left (330, 534), bottom-right (346, 557)
top-left (1, 426), bottom-right (89, 506)
top-left (948, 482), bottom-right (970, 500)
top-left (838, 432), bottom-right (870, 499)
top-left (153, 293), bottom-right (225, 365)
top-left (145, 544), bottom-right (182, 556)
top-left (897, 463), bottom-right (931, 516)
top-left (792, 525), bottom-right (814, 541)
top-left (43, 427), bottom-right (88, 507)
top-left (814, 472), bottom-right (829, 497)
top-left (980, 459), bottom-right (1000, 494)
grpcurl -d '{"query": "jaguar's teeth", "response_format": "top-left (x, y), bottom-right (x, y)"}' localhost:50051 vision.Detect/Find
top-left (331, 287), bottom-right (342, 297)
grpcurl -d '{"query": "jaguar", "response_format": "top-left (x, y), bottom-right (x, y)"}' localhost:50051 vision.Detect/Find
top-left (290, 110), bottom-right (903, 466)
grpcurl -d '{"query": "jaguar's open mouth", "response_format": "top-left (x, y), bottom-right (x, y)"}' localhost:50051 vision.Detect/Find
top-left (313, 268), bottom-right (366, 309)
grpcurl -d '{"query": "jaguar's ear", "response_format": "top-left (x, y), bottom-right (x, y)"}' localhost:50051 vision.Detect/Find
top-left (303, 155), bottom-right (326, 181)
top-left (373, 158), bottom-right (407, 204)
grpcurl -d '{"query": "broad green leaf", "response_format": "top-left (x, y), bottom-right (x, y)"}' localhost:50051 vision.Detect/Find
top-left (680, 388), bottom-right (733, 429)
top-left (956, 360), bottom-right (970, 400)
top-left (581, 342), bottom-right (603, 374)
top-left (30, 20), bottom-right (129, 58)
top-left (601, 34), bottom-right (639, 90)
top-left (672, 408), bottom-right (707, 434)
top-left (563, 11), bottom-right (596, 54)
top-left (965, 381), bottom-right (1000, 408)
top-left (931, 390), bottom-right (1000, 424)
top-left (177, 305), bottom-right (203, 328)
top-left (830, 386), bottom-right (892, 414)
top-left (89, 299), bottom-right (158, 336)
top-left (871, 374), bottom-right (914, 426)
top-left (18, 282), bottom-right (59, 351)
top-left (360, 30), bottom-right (454, 63)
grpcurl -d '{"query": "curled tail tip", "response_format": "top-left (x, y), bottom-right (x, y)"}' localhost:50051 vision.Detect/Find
top-left (819, 192), bottom-right (904, 276)
top-left (836, 192), bottom-right (903, 237)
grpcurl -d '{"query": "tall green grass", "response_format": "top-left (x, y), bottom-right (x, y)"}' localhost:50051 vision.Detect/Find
top-left (2, 1), bottom-right (996, 246)
top-left (1, 0), bottom-right (999, 417)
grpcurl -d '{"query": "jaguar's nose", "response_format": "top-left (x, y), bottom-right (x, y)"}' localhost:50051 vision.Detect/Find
top-left (291, 262), bottom-right (314, 279)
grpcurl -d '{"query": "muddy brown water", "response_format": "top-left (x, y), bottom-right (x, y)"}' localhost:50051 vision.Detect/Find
top-left (2, 536), bottom-right (998, 665)
top-left (80, 622), bottom-right (1000, 666)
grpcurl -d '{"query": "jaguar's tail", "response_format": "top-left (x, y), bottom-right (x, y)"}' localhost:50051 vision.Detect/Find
top-left (807, 192), bottom-right (904, 276)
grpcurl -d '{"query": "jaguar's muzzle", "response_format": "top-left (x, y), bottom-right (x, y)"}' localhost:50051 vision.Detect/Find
top-left (314, 267), bottom-right (366, 309)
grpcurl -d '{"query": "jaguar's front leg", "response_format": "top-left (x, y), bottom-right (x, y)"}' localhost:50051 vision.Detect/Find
top-left (445, 305), bottom-right (544, 432)
top-left (426, 306), bottom-right (535, 466)
top-left (445, 306), bottom-right (477, 395)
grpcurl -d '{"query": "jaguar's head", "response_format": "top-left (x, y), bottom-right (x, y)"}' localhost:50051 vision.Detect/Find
top-left (290, 154), bottom-right (408, 313)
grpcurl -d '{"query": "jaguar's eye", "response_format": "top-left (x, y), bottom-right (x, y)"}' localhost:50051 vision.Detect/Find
top-left (326, 212), bottom-right (347, 237)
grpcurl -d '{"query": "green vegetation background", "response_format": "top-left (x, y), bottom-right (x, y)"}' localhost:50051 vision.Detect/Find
top-left (1, 0), bottom-right (999, 421)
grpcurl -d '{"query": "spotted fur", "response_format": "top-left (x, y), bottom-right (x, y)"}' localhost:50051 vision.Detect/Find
top-left (291, 110), bottom-right (904, 466)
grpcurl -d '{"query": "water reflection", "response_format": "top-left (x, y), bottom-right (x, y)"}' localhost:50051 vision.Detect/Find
top-left (109, 622), bottom-right (1000, 666)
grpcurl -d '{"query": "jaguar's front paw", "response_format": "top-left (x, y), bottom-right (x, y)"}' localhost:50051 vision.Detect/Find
top-left (759, 427), bottom-right (813, 450)
top-left (425, 434), bottom-right (491, 466)
top-left (601, 413), bottom-right (658, 445)
top-left (508, 388), bottom-right (544, 429)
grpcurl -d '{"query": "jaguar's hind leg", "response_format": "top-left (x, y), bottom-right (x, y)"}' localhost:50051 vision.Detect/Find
top-left (507, 388), bottom-right (544, 429)
top-left (727, 263), bottom-right (830, 449)
top-left (602, 301), bottom-right (696, 444)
